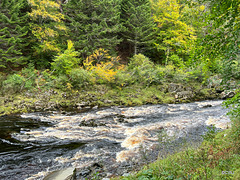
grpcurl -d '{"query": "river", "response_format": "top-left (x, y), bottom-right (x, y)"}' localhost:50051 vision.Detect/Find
top-left (0, 100), bottom-right (231, 180)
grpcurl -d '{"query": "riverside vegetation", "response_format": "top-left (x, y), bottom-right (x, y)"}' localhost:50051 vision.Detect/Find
top-left (0, 0), bottom-right (240, 179)
top-left (0, 52), bottom-right (235, 116)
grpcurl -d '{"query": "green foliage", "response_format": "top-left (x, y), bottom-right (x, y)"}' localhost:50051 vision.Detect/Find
top-left (114, 70), bottom-right (133, 87)
top-left (198, 0), bottom-right (240, 81)
top-left (224, 91), bottom-right (240, 152)
top-left (64, 0), bottom-right (122, 58)
top-left (150, 0), bottom-right (196, 64)
top-left (0, 0), bottom-right (30, 69)
top-left (28, 0), bottom-right (67, 67)
top-left (127, 54), bottom-right (159, 85)
top-left (128, 54), bottom-right (153, 69)
top-left (51, 40), bottom-right (80, 75)
top-left (120, 0), bottom-right (156, 55)
top-left (69, 68), bottom-right (92, 88)
top-left (201, 125), bottom-right (220, 142)
top-left (3, 74), bottom-right (25, 94)
top-left (53, 74), bottom-right (69, 90)
top-left (169, 55), bottom-right (183, 67)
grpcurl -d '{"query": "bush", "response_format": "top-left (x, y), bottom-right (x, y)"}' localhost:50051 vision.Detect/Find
top-left (20, 64), bottom-right (38, 89)
top-left (84, 49), bottom-right (123, 84)
top-left (224, 91), bottom-right (240, 152)
top-left (0, 73), bottom-right (6, 93)
top-left (158, 64), bottom-right (175, 79)
top-left (53, 74), bottom-right (69, 90)
top-left (3, 74), bottom-right (25, 94)
top-left (127, 54), bottom-right (159, 85)
top-left (51, 40), bottom-right (80, 75)
top-left (128, 54), bottom-right (154, 70)
top-left (114, 70), bottom-right (133, 86)
top-left (69, 68), bottom-right (92, 88)
top-left (169, 54), bottom-right (184, 67)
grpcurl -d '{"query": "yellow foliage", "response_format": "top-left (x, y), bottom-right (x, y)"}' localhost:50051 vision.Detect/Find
top-left (66, 83), bottom-right (72, 90)
top-left (28, 0), bottom-right (64, 22)
top-left (41, 40), bottom-right (60, 52)
top-left (200, 5), bottom-right (205, 11)
top-left (29, 0), bottom-right (66, 53)
top-left (83, 49), bottom-right (124, 82)
top-left (150, 0), bottom-right (196, 54)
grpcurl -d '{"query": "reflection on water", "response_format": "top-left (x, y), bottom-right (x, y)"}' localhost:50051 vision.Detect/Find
top-left (0, 100), bottom-right (230, 180)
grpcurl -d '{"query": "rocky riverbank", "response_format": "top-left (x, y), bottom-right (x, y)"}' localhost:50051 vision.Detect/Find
top-left (0, 82), bottom-right (237, 117)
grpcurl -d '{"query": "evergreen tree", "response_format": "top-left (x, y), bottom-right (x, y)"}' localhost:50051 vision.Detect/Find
top-left (64, 0), bottom-right (122, 59)
top-left (120, 0), bottom-right (156, 56)
top-left (0, 0), bottom-right (30, 69)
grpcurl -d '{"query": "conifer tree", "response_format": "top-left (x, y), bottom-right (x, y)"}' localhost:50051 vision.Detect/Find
top-left (64, 0), bottom-right (122, 59)
top-left (120, 0), bottom-right (156, 56)
top-left (0, 0), bottom-right (30, 69)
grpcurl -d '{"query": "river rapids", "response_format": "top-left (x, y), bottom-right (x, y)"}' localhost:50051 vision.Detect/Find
top-left (0, 100), bottom-right (231, 180)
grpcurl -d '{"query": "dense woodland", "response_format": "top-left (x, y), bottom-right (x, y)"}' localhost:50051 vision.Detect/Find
top-left (0, 0), bottom-right (239, 84)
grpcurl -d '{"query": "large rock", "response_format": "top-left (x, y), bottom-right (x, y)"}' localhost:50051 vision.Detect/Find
top-left (220, 90), bottom-right (236, 99)
top-left (175, 91), bottom-right (195, 100)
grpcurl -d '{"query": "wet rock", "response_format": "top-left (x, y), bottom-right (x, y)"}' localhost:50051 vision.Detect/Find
top-left (122, 173), bottom-right (131, 177)
top-left (175, 91), bottom-right (194, 100)
top-left (104, 100), bottom-right (113, 104)
top-left (74, 162), bottom-right (105, 180)
top-left (220, 90), bottom-right (236, 99)
top-left (202, 104), bottom-right (212, 108)
top-left (76, 102), bottom-right (89, 108)
top-left (114, 114), bottom-right (128, 123)
top-left (79, 119), bottom-right (106, 127)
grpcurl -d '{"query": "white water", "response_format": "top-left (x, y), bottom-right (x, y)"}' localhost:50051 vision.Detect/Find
top-left (0, 100), bottom-right (230, 180)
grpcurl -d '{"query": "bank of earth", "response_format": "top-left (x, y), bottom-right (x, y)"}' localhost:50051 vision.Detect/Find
top-left (0, 82), bottom-right (236, 116)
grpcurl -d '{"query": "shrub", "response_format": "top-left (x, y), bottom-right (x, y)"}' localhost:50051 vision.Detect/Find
top-left (3, 74), bottom-right (25, 94)
top-left (84, 49), bottom-right (123, 84)
top-left (157, 64), bottom-right (176, 79)
top-left (53, 74), bottom-right (69, 90)
top-left (0, 73), bottom-right (6, 93)
top-left (186, 66), bottom-right (205, 83)
top-left (69, 68), bottom-right (92, 88)
top-left (169, 54), bottom-right (184, 67)
top-left (128, 54), bottom-right (153, 70)
top-left (224, 91), bottom-right (240, 152)
top-left (114, 69), bottom-right (133, 86)
top-left (127, 54), bottom-right (160, 85)
top-left (20, 64), bottom-right (38, 89)
top-left (51, 40), bottom-right (80, 75)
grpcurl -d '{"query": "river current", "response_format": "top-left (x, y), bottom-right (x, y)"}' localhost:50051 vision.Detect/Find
top-left (0, 100), bottom-right (231, 180)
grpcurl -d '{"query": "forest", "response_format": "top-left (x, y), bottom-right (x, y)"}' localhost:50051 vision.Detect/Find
top-left (0, 0), bottom-right (240, 179)
top-left (0, 0), bottom-right (239, 92)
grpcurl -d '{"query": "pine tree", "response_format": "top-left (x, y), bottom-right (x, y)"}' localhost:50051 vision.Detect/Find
top-left (0, 0), bottom-right (30, 69)
top-left (120, 0), bottom-right (156, 56)
top-left (64, 0), bottom-right (122, 59)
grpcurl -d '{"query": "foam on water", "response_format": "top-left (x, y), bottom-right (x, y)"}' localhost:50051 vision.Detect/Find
top-left (0, 100), bottom-right (231, 179)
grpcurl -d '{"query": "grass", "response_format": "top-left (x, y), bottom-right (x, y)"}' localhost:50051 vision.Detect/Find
top-left (113, 126), bottom-right (240, 180)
